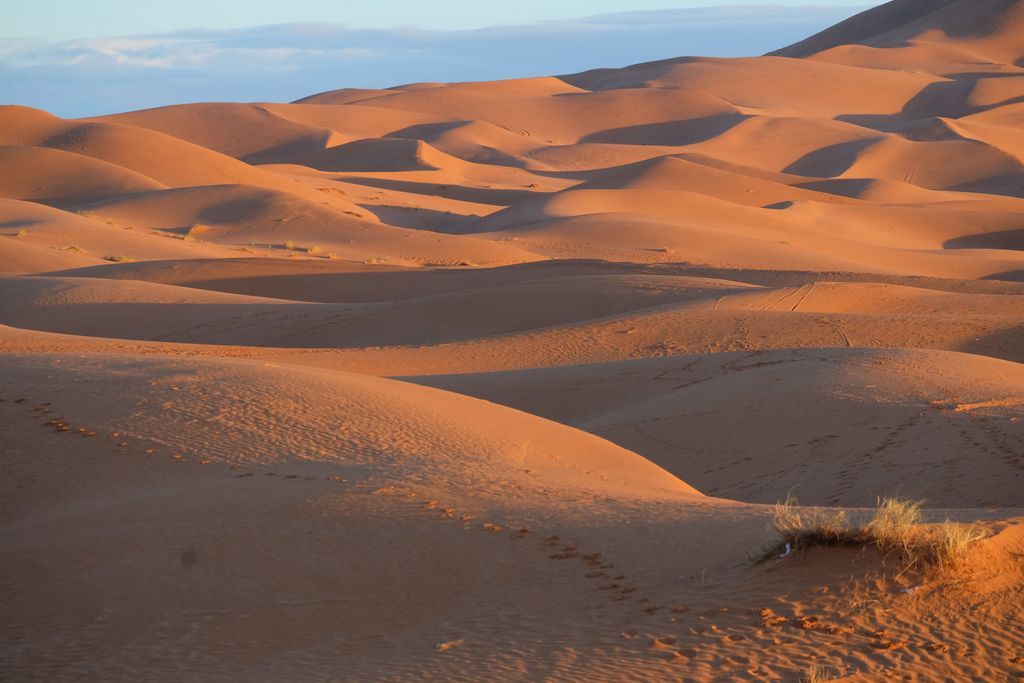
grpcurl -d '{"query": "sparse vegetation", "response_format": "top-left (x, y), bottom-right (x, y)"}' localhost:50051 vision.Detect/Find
top-left (772, 493), bottom-right (849, 548)
top-left (283, 240), bottom-right (295, 250)
top-left (867, 497), bottom-right (922, 555)
top-left (306, 244), bottom-right (321, 255)
top-left (802, 662), bottom-right (838, 682)
top-left (103, 255), bottom-right (134, 263)
top-left (766, 496), bottom-right (986, 574)
top-left (326, 252), bottom-right (338, 260)
top-left (365, 257), bottom-right (385, 265)
top-left (931, 520), bottom-right (988, 571)
top-left (16, 228), bottom-right (29, 238)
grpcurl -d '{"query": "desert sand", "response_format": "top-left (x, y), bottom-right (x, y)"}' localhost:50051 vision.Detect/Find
top-left (2, 0), bottom-right (1023, 680)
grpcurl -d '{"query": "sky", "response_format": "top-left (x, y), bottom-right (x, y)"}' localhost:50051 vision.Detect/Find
top-left (0, 2), bottom-right (877, 117)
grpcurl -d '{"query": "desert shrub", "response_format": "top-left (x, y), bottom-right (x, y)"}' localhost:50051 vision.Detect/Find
top-left (103, 255), bottom-right (134, 263)
top-left (772, 494), bottom-right (854, 550)
top-left (802, 663), bottom-right (838, 682)
top-left (929, 521), bottom-right (987, 571)
top-left (867, 497), bottom-right (922, 553)
top-left (766, 496), bottom-right (986, 574)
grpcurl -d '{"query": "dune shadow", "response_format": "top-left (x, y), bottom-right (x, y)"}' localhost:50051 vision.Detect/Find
top-left (338, 177), bottom-right (544, 206)
top-left (782, 138), bottom-right (878, 178)
top-left (580, 114), bottom-right (750, 146)
top-left (195, 194), bottom-right (276, 225)
top-left (958, 324), bottom-right (1024, 364)
top-left (951, 174), bottom-right (1024, 198)
top-left (836, 73), bottom-right (1024, 134)
top-left (244, 132), bottom-right (335, 165)
top-left (901, 79), bottom-right (978, 118)
top-left (387, 121), bottom-right (469, 139)
top-left (45, 258), bottom-right (642, 303)
top-left (0, 219), bottom-right (44, 230)
top-left (835, 113), bottom-right (910, 133)
top-left (794, 178), bottom-right (876, 198)
top-left (358, 204), bottom-right (475, 233)
top-left (26, 191), bottom-right (160, 213)
top-left (556, 56), bottom-right (700, 91)
top-left (944, 229), bottom-right (1024, 251)
top-left (384, 124), bottom-right (535, 169)
top-left (981, 268), bottom-right (1024, 282)
top-left (0, 283), bottom-right (688, 347)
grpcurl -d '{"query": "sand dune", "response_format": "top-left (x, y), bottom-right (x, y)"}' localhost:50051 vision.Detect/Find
top-left (0, 272), bottom-right (755, 347)
top-left (0, 198), bottom-right (248, 272)
top-left (0, 106), bottom-right (306, 190)
top-left (291, 137), bottom-right (460, 172)
top-left (413, 348), bottom-right (1024, 508)
top-left (775, 0), bottom-right (1024, 65)
top-left (0, 146), bottom-right (165, 203)
top-left (3, 351), bottom-right (1022, 680)
top-left (3, 266), bottom-right (1022, 381)
top-left (91, 102), bottom-right (345, 163)
top-left (3, 0), bottom-right (1024, 679)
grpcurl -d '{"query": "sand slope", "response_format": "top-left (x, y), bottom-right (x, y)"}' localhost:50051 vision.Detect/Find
top-left (3, 352), bottom-right (1023, 681)
top-left (774, 0), bottom-right (1024, 66)
top-left (413, 348), bottom-right (1024, 508)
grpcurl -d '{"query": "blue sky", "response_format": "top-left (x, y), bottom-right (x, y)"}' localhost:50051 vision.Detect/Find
top-left (6, 1), bottom-right (876, 36)
top-left (1, 2), bottom-right (877, 117)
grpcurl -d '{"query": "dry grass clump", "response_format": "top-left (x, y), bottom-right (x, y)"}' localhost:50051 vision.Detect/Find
top-left (773, 494), bottom-right (851, 548)
top-left (928, 521), bottom-right (988, 571)
top-left (103, 254), bottom-right (134, 263)
top-left (283, 240), bottom-right (295, 251)
top-left (866, 497), bottom-right (922, 554)
top-left (802, 662), bottom-right (838, 682)
top-left (766, 496), bottom-right (986, 574)
top-left (306, 244), bottom-right (322, 255)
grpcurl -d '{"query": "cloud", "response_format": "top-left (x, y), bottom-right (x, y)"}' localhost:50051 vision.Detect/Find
top-left (0, 5), bottom-right (867, 117)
